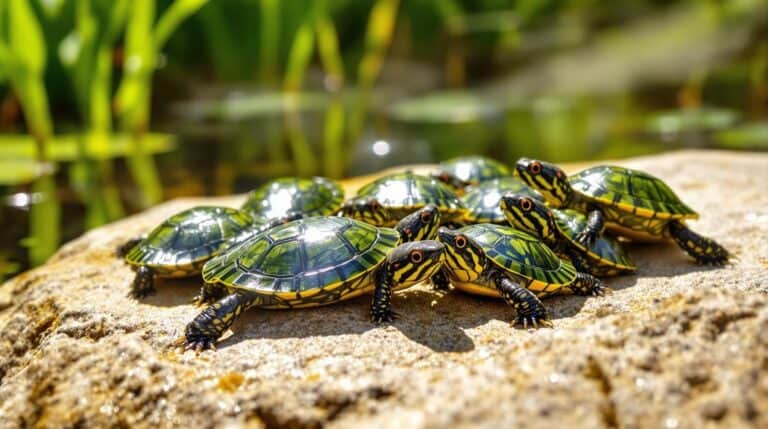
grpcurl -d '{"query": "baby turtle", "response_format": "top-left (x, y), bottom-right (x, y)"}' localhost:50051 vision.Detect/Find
top-left (438, 224), bottom-right (609, 327)
top-left (516, 159), bottom-right (729, 265)
top-left (121, 206), bottom-right (254, 298)
top-left (340, 172), bottom-right (467, 227)
top-left (242, 176), bottom-right (344, 225)
top-left (501, 194), bottom-right (635, 277)
top-left (433, 156), bottom-right (511, 191)
top-left (461, 177), bottom-right (543, 224)
top-left (183, 212), bottom-right (444, 350)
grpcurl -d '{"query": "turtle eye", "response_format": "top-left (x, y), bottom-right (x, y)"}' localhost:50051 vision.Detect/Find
top-left (420, 210), bottom-right (432, 223)
top-left (529, 161), bottom-right (542, 174)
top-left (455, 235), bottom-right (468, 249)
top-left (410, 249), bottom-right (424, 264)
top-left (519, 198), bottom-right (533, 211)
top-left (370, 200), bottom-right (380, 211)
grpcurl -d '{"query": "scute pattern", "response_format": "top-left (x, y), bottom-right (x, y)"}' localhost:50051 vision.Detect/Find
top-left (356, 172), bottom-right (467, 222)
top-left (242, 177), bottom-right (344, 222)
top-left (125, 206), bottom-right (253, 268)
top-left (570, 166), bottom-right (698, 219)
top-left (462, 177), bottom-right (543, 223)
top-left (461, 224), bottom-right (577, 286)
top-left (438, 156), bottom-right (510, 185)
top-left (202, 217), bottom-right (400, 295)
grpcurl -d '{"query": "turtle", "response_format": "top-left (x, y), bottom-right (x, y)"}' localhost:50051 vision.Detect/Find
top-left (340, 172), bottom-right (467, 227)
top-left (182, 212), bottom-right (445, 351)
top-left (121, 206), bottom-right (255, 299)
top-left (242, 176), bottom-right (344, 225)
top-left (501, 193), bottom-right (636, 277)
top-left (438, 224), bottom-right (609, 328)
top-left (432, 156), bottom-right (511, 191)
top-left (515, 159), bottom-right (729, 265)
top-left (460, 177), bottom-right (543, 225)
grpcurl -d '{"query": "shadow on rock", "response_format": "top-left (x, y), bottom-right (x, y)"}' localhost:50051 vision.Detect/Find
top-left (214, 288), bottom-right (476, 353)
top-left (628, 242), bottom-right (728, 278)
top-left (138, 277), bottom-right (203, 308)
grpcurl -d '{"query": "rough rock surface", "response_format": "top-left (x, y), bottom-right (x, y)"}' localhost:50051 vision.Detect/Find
top-left (1, 150), bottom-right (767, 429)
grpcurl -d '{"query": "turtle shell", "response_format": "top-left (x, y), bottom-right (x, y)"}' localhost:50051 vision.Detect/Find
top-left (202, 217), bottom-right (400, 301)
top-left (242, 177), bottom-right (344, 223)
top-left (460, 224), bottom-right (577, 294)
top-left (356, 172), bottom-right (467, 224)
top-left (125, 206), bottom-right (253, 274)
top-left (461, 177), bottom-right (543, 224)
top-left (436, 156), bottom-right (510, 187)
top-left (569, 166), bottom-right (698, 220)
top-left (553, 209), bottom-right (635, 271)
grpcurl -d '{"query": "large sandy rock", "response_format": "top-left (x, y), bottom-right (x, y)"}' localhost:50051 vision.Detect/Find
top-left (0, 150), bottom-right (766, 428)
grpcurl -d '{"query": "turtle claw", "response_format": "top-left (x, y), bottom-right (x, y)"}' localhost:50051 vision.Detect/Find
top-left (129, 287), bottom-right (156, 300)
top-left (575, 230), bottom-right (597, 248)
top-left (514, 314), bottom-right (552, 329)
top-left (593, 284), bottom-right (613, 296)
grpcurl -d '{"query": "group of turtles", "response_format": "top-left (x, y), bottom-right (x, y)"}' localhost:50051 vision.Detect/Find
top-left (119, 156), bottom-right (729, 351)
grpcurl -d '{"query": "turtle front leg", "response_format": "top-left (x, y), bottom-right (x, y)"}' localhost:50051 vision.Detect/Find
top-left (370, 266), bottom-right (399, 323)
top-left (430, 270), bottom-right (451, 291)
top-left (494, 275), bottom-right (552, 328)
top-left (184, 291), bottom-right (257, 351)
top-left (564, 247), bottom-right (602, 277)
top-left (130, 266), bottom-right (156, 299)
top-left (668, 221), bottom-right (729, 265)
top-left (576, 208), bottom-right (605, 248)
top-left (566, 272), bottom-right (611, 296)
top-left (193, 282), bottom-right (228, 306)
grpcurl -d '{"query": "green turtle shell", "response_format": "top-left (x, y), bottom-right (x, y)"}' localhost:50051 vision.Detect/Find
top-left (125, 206), bottom-right (253, 276)
top-left (569, 166), bottom-right (698, 220)
top-left (552, 209), bottom-right (635, 273)
top-left (242, 177), bottom-right (344, 223)
top-left (459, 224), bottom-right (577, 296)
top-left (202, 216), bottom-right (400, 308)
top-left (437, 156), bottom-right (510, 187)
top-left (461, 177), bottom-right (543, 224)
top-left (356, 172), bottom-right (467, 225)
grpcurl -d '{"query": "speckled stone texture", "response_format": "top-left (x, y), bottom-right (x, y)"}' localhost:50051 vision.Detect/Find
top-left (0, 150), bottom-right (766, 429)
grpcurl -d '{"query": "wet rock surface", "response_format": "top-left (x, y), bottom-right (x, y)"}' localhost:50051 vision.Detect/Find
top-left (1, 150), bottom-right (767, 429)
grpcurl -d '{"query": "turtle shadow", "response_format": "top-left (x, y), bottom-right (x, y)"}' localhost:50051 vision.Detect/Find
top-left (214, 288), bottom-right (477, 353)
top-left (626, 242), bottom-right (728, 279)
top-left (138, 277), bottom-right (203, 308)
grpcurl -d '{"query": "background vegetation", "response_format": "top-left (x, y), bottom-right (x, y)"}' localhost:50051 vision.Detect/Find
top-left (0, 0), bottom-right (766, 279)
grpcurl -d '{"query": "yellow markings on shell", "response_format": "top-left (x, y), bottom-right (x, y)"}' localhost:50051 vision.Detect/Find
top-left (453, 282), bottom-right (501, 298)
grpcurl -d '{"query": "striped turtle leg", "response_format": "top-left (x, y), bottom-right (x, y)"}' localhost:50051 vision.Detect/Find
top-left (575, 208), bottom-right (605, 248)
top-left (370, 266), bottom-right (398, 323)
top-left (130, 266), bottom-right (156, 299)
top-left (184, 290), bottom-right (258, 351)
top-left (493, 273), bottom-right (552, 328)
top-left (565, 272), bottom-right (611, 296)
top-left (667, 221), bottom-right (729, 265)
top-left (563, 247), bottom-right (603, 277)
top-left (193, 282), bottom-right (229, 306)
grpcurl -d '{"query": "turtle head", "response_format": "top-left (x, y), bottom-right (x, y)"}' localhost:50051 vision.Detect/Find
top-left (515, 158), bottom-right (572, 207)
top-left (340, 197), bottom-right (390, 225)
top-left (501, 193), bottom-right (559, 246)
top-left (386, 240), bottom-right (444, 287)
top-left (437, 227), bottom-right (484, 283)
top-left (395, 204), bottom-right (441, 242)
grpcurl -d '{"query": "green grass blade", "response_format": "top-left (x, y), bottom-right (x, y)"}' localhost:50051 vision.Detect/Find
top-left (155, 0), bottom-right (210, 49)
top-left (27, 173), bottom-right (60, 266)
top-left (260, 0), bottom-right (281, 84)
top-left (283, 19), bottom-right (316, 92)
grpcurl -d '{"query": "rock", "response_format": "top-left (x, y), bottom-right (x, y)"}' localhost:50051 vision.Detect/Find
top-left (1, 150), bottom-right (767, 428)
